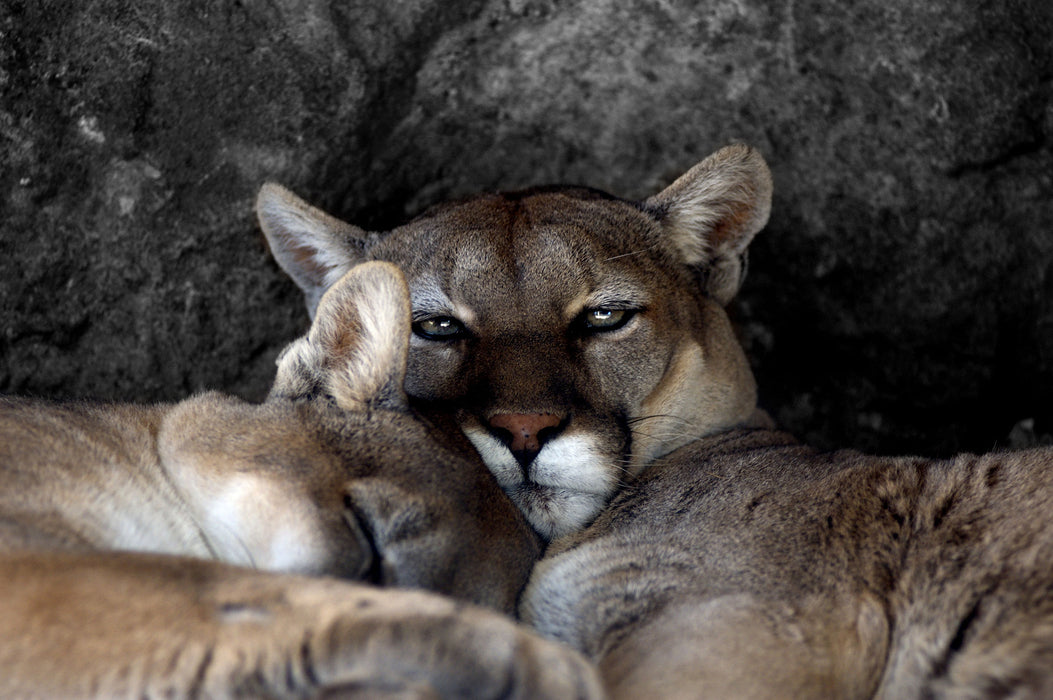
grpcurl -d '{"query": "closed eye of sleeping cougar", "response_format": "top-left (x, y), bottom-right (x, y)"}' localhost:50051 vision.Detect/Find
top-left (258, 144), bottom-right (772, 539)
top-left (0, 262), bottom-right (601, 699)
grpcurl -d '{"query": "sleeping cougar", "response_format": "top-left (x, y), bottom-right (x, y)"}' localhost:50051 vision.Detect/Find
top-left (0, 262), bottom-right (601, 699)
top-left (257, 144), bottom-right (772, 539)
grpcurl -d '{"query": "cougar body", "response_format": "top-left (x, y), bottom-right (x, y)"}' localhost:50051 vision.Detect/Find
top-left (523, 428), bottom-right (1053, 699)
top-left (0, 262), bottom-right (601, 699)
top-left (258, 147), bottom-right (1053, 696)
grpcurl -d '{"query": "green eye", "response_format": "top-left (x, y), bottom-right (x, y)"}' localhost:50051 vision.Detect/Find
top-left (580, 308), bottom-right (635, 333)
top-left (413, 316), bottom-right (468, 341)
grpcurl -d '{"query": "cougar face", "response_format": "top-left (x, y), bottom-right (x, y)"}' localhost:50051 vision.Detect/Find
top-left (259, 145), bottom-right (772, 538)
top-left (371, 192), bottom-right (728, 538)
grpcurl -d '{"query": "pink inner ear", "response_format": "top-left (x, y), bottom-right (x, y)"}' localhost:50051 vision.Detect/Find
top-left (708, 200), bottom-right (756, 255)
top-left (285, 235), bottom-right (332, 284)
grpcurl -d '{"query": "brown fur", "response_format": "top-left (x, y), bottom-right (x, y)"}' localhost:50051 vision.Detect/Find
top-left (261, 146), bottom-right (1053, 696)
top-left (522, 429), bottom-right (1053, 698)
top-left (0, 262), bottom-right (602, 698)
top-left (258, 144), bottom-right (772, 539)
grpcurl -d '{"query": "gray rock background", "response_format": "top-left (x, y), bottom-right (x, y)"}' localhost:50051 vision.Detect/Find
top-left (2, 0), bottom-right (1051, 455)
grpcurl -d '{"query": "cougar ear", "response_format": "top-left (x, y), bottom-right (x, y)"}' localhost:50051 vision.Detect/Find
top-left (272, 261), bottom-right (411, 412)
top-left (645, 144), bottom-right (772, 305)
top-left (256, 183), bottom-right (377, 319)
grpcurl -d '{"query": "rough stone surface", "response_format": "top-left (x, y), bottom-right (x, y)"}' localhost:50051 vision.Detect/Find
top-left (2, 0), bottom-right (1051, 456)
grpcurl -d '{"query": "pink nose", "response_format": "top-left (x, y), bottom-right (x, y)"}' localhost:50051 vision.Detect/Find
top-left (488, 413), bottom-right (562, 453)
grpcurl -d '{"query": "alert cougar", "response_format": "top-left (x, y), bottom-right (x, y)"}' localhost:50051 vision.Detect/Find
top-left (258, 144), bottom-right (772, 538)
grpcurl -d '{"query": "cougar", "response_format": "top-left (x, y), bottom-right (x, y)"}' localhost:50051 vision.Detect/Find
top-left (260, 149), bottom-right (1053, 697)
top-left (522, 429), bottom-right (1053, 698)
top-left (257, 144), bottom-right (772, 538)
top-left (0, 262), bottom-right (602, 699)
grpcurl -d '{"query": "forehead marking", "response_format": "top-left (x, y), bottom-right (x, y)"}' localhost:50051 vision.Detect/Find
top-left (401, 194), bottom-right (661, 327)
top-left (409, 275), bottom-right (477, 326)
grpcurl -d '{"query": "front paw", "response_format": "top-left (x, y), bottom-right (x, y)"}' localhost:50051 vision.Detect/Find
top-left (205, 575), bottom-right (605, 699)
top-left (300, 583), bottom-right (605, 700)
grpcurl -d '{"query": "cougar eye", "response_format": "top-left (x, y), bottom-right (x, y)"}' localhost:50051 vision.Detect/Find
top-left (579, 308), bottom-right (635, 333)
top-left (412, 316), bottom-right (468, 341)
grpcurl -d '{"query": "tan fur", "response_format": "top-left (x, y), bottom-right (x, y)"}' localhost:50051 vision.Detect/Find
top-left (0, 262), bottom-right (602, 698)
top-left (260, 147), bottom-right (1053, 697)
top-left (520, 420), bottom-right (1053, 699)
top-left (257, 144), bottom-right (771, 539)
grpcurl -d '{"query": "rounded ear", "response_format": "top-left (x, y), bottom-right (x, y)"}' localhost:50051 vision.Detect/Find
top-left (256, 183), bottom-right (379, 319)
top-left (271, 261), bottom-right (412, 412)
top-left (644, 144), bottom-right (773, 305)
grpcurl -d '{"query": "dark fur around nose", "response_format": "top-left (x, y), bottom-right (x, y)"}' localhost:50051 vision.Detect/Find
top-left (488, 413), bottom-right (563, 469)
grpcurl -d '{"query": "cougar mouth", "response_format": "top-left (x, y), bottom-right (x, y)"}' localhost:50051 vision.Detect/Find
top-left (507, 482), bottom-right (609, 540)
top-left (460, 413), bottom-right (623, 538)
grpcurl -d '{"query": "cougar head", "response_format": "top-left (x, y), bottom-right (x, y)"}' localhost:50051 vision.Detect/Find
top-left (257, 145), bottom-right (772, 538)
top-left (162, 261), bottom-right (540, 610)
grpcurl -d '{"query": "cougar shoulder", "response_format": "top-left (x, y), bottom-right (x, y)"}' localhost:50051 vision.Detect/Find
top-left (521, 428), bottom-right (1053, 698)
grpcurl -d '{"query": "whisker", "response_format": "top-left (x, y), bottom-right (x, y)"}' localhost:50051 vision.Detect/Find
top-left (627, 413), bottom-right (696, 426)
top-left (602, 244), bottom-right (661, 262)
top-left (611, 448), bottom-right (728, 481)
top-left (630, 429), bottom-right (700, 441)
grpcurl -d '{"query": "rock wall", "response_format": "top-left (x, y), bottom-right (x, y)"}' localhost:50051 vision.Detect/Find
top-left (2, 0), bottom-right (1051, 455)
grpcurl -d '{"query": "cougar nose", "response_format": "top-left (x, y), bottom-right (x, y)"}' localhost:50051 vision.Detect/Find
top-left (488, 413), bottom-right (563, 470)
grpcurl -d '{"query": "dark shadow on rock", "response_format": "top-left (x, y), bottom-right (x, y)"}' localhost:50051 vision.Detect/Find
top-left (2, 0), bottom-right (1051, 455)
